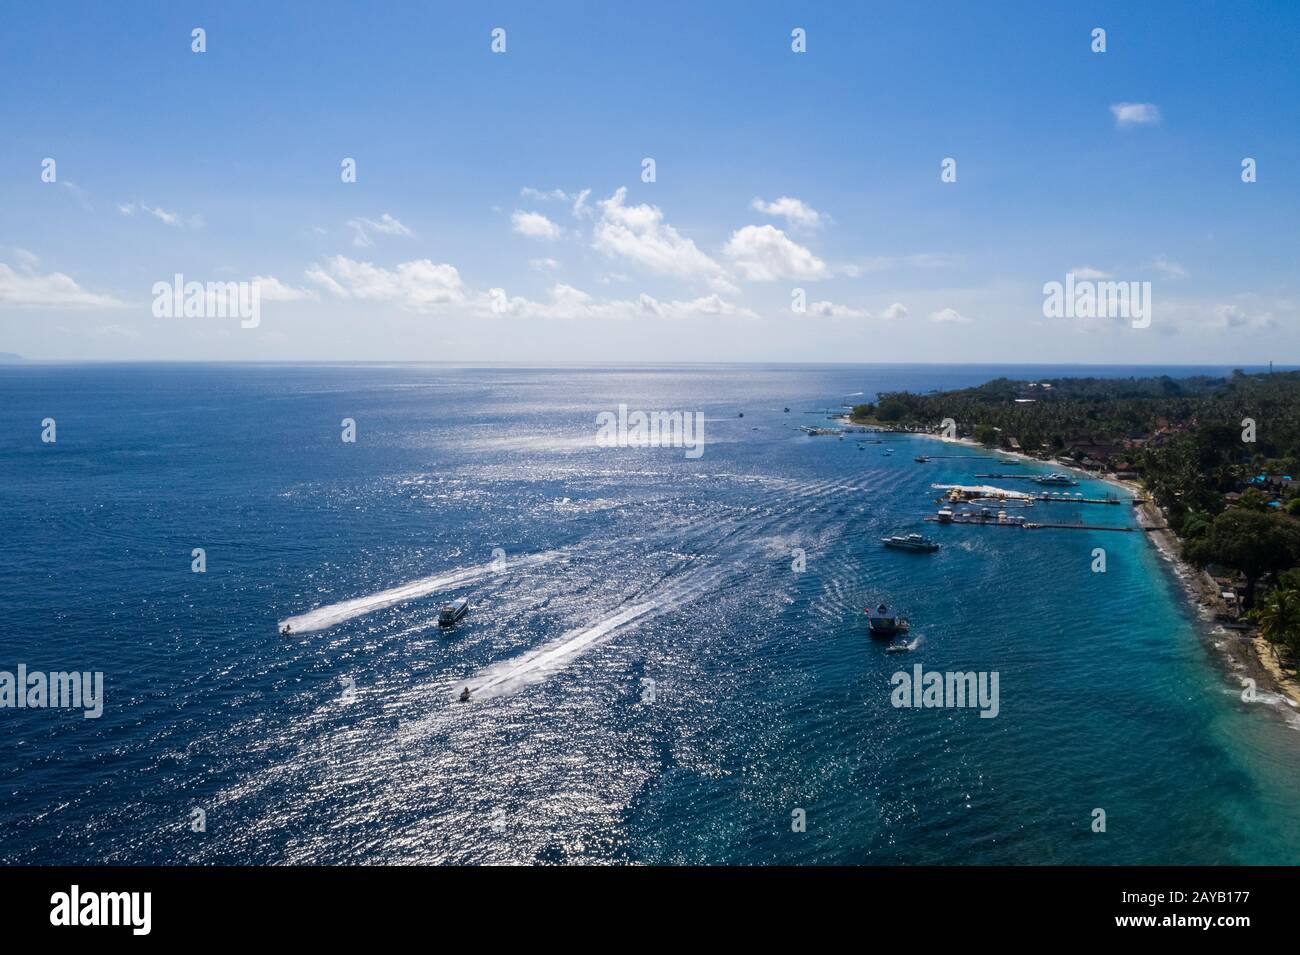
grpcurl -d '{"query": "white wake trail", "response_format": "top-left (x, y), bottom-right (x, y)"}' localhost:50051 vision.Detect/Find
top-left (459, 566), bottom-right (733, 700)
top-left (279, 551), bottom-right (562, 634)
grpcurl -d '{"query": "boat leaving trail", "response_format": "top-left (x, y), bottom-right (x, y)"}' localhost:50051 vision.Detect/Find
top-left (278, 551), bottom-right (562, 634)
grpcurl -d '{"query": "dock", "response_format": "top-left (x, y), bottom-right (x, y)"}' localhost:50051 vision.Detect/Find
top-left (932, 483), bottom-right (1126, 506)
top-left (924, 516), bottom-right (1133, 532)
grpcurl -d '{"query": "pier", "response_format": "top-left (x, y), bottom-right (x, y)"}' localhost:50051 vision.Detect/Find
top-left (932, 483), bottom-right (1127, 506)
top-left (923, 516), bottom-right (1134, 532)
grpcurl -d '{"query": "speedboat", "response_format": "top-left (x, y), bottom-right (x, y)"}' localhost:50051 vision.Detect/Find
top-left (914, 455), bottom-right (930, 463)
top-left (864, 603), bottom-right (910, 638)
top-left (881, 533), bottom-right (940, 553)
top-left (439, 598), bottom-right (470, 627)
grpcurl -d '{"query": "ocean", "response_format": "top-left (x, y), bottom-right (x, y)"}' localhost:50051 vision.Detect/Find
top-left (1, 362), bottom-right (1298, 865)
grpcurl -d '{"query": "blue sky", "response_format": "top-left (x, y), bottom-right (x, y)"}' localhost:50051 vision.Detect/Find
top-left (1, 0), bottom-right (1297, 362)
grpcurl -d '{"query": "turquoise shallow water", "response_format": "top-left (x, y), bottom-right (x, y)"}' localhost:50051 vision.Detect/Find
top-left (0, 362), bottom-right (1297, 864)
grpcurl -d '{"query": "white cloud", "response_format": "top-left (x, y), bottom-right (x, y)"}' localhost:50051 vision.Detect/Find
top-left (1148, 255), bottom-right (1187, 279)
top-left (252, 275), bottom-right (318, 301)
top-left (751, 196), bottom-right (829, 230)
top-left (723, 224), bottom-right (828, 281)
top-left (9, 248), bottom-right (40, 271)
top-left (485, 285), bottom-right (757, 322)
top-left (305, 256), bottom-right (467, 311)
top-left (1110, 102), bottom-right (1161, 127)
top-left (118, 202), bottom-right (203, 228)
top-left (348, 213), bottom-right (414, 248)
top-left (1211, 303), bottom-right (1277, 330)
top-left (529, 257), bottom-right (561, 272)
top-left (0, 262), bottom-right (123, 308)
top-left (810, 301), bottom-right (869, 319)
top-left (810, 300), bottom-right (908, 320)
top-left (511, 210), bottom-right (563, 240)
top-left (592, 187), bottom-right (731, 289)
top-left (636, 292), bottom-right (758, 321)
top-left (571, 188), bottom-right (592, 219)
top-left (520, 187), bottom-right (571, 201)
top-left (842, 253), bottom-right (959, 276)
top-left (929, 307), bottom-right (971, 324)
top-left (1070, 266), bottom-right (1111, 280)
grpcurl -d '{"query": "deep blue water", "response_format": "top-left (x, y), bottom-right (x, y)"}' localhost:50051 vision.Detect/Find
top-left (1, 363), bottom-right (1298, 865)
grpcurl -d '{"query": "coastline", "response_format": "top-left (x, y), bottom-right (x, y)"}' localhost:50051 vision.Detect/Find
top-left (845, 418), bottom-right (1300, 712)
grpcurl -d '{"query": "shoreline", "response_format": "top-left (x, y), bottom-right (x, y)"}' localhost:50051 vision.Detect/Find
top-left (846, 418), bottom-right (1300, 713)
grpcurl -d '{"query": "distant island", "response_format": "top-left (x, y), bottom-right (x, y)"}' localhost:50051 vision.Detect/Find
top-left (851, 370), bottom-right (1300, 698)
top-left (0, 353), bottom-right (24, 362)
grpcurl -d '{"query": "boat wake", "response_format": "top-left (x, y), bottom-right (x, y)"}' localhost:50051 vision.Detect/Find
top-left (459, 565), bottom-right (737, 701)
top-left (278, 550), bottom-right (564, 634)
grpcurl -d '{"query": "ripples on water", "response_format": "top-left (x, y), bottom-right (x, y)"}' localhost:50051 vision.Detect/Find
top-left (1, 363), bottom-right (1298, 864)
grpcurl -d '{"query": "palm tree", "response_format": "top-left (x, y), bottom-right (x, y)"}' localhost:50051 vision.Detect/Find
top-left (1250, 588), bottom-right (1300, 674)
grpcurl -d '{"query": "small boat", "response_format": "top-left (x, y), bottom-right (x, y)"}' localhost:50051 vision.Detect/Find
top-left (914, 455), bottom-right (931, 463)
top-left (936, 508), bottom-right (954, 523)
top-left (783, 407), bottom-right (790, 413)
top-left (885, 639), bottom-right (912, 653)
top-left (281, 624), bottom-right (292, 636)
top-left (1035, 472), bottom-right (1078, 486)
top-left (864, 603), bottom-right (910, 638)
top-left (738, 412), bottom-right (744, 418)
top-left (439, 598), bottom-right (469, 627)
top-left (882, 533), bottom-right (940, 553)
top-left (458, 687), bottom-right (472, 703)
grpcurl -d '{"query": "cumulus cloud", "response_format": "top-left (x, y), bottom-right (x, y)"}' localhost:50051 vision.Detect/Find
top-left (1070, 266), bottom-right (1111, 280)
top-left (348, 213), bottom-right (414, 248)
top-left (485, 284), bottom-right (757, 322)
top-left (1110, 102), bottom-right (1160, 127)
top-left (0, 262), bottom-right (123, 308)
top-left (751, 196), bottom-right (829, 230)
top-left (723, 224), bottom-right (828, 281)
top-left (810, 301), bottom-right (869, 319)
top-left (929, 307), bottom-right (971, 324)
top-left (592, 187), bottom-right (731, 289)
top-left (511, 210), bottom-right (563, 240)
top-left (1211, 303), bottom-right (1277, 330)
top-left (810, 300), bottom-right (908, 320)
top-left (305, 255), bottom-right (467, 311)
top-left (529, 257), bottom-right (561, 272)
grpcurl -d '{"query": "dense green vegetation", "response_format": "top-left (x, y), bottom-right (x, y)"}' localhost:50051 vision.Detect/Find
top-left (852, 370), bottom-right (1300, 669)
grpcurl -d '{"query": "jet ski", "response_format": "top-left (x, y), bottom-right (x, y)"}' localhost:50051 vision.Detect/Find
top-left (458, 687), bottom-right (472, 703)
top-left (281, 624), bottom-right (292, 636)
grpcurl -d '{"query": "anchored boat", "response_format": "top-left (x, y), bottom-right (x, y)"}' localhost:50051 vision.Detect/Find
top-left (1034, 472), bottom-right (1078, 486)
top-left (881, 533), bottom-right (940, 552)
top-left (864, 603), bottom-right (910, 638)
